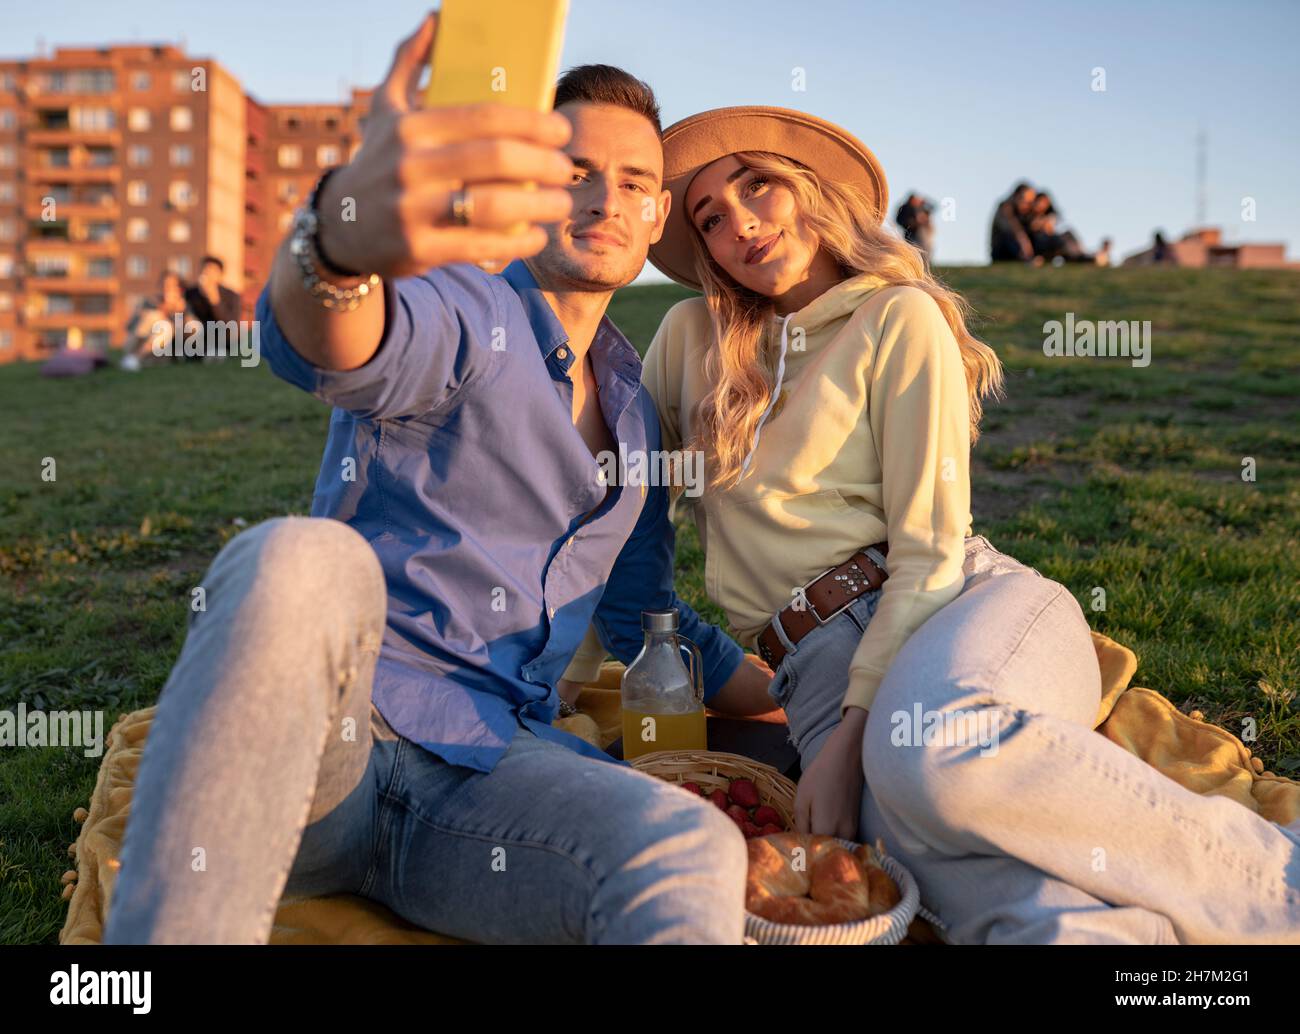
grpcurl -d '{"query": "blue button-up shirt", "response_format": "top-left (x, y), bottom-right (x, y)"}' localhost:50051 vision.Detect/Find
top-left (257, 259), bottom-right (743, 772)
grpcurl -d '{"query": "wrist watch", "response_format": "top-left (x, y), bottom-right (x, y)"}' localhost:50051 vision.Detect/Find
top-left (289, 169), bottom-right (380, 311)
top-left (557, 697), bottom-right (579, 718)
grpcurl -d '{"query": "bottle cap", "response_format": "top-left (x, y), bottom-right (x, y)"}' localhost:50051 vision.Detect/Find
top-left (641, 609), bottom-right (679, 633)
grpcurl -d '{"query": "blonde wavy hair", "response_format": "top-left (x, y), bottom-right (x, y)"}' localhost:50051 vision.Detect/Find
top-left (686, 150), bottom-right (1004, 492)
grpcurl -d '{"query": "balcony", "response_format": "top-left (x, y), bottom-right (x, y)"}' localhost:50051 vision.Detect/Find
top-left (29, 164), bottom-right (121, 183)
top-left (25, 198), bottom-right (120, 221)
top-left (24, 235), bottom-right (119, 256)
top-left (26, 310), bottom-right (118, 332)
top-left (28, 127), bottom-right (123, 148)
top-left (26, 274), bottom-right (119, 294)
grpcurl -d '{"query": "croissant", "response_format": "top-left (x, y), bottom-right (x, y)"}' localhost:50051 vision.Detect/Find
top-left (745, 833), bottom-right (901, 926)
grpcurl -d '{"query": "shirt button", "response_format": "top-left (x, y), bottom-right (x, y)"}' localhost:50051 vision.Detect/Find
top-left (556, 348), bottom-right (568, 360)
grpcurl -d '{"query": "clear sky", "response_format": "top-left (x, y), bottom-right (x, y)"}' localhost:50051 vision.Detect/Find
top-left (7, 0), bottom-right (1298, 272)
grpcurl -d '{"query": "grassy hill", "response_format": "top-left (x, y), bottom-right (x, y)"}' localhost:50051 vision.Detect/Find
top-left (1, 264), bottom-right (1297, 943)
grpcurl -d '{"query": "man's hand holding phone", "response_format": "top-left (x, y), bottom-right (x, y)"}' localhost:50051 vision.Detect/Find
top-left (316, 12), bottom-right (574, 279)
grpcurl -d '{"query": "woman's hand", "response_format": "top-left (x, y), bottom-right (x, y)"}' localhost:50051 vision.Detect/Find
top-left (794, 707), bottom-right (869, 839)
top-left (556, 677), bottom-right (584, 708)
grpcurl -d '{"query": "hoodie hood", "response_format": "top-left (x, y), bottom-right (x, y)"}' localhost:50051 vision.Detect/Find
top-left (767, 271), bottom-right (892, 342)
top-left (738, 272), bottom-right (891, 479)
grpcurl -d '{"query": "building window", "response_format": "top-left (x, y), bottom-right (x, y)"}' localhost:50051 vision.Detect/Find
top-left (33, 255), bottom-right (69, 277)
top-left (127, 255), bottom-right (149, 279)
top-left (128, 144), bottom-right (151, 167)
top-left (0, 182), bottom-right (14, 204)
top-left (173, 69), bottom-right (193, 92)
top-left (87, 146), bottom-right (114, 167)
top-left (132, 71), bottom-right (151, 91)
top-left (0, 218), bottom-right (15, 242)
top-left (126, 217), bottom-right (149, 242)
top-left (127, 181), bottom-right (149, 205)
top-left (72, 107), bottom-right (116, 131)
top-left (169, 143), bottom-right (193, 166)
top-left (40, 70), bottom-right (114, 94)
top-left (168, 181), bottom-right (195, 209)
top-left (277, 210), bottom-right (294, 233)
top-left (322, 116), bottom-right (339, 132)
top-left (277, 179), bottom-right (300, 204)
top-left (277, 145), bottom-right (302, 169)
top-left (316, 144), bottom-right (341, 168)
top-left (0, 145), bottom-right (14, 167)
top-left (128, 107), bottom-right (151, 131)
top-left (279, 113), bottom-right (300, 131)
top-left (86, 221), bottom-right (113, 242)
top-left (170, 106), bottom-right (193, 131)
top-left (0, 330), bottom-right (11, 351)
top-left (0, 292), bottom-right (11, 311)
top-left (167, 254), bottom-right (191, 277)
top-left (45, 293), bottom-right (73, 314)
top-left (0, 254), bottom-right (13, 277)
top-left (168, 219), bottom-right (190, 243)
top-left (0, 109), bottom-right (15, 131)
top-left (87, 257), bottom-right (114, 278)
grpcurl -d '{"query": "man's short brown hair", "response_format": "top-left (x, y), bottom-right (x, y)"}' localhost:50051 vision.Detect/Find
top-left (553, 64), bottom-right (661, 137)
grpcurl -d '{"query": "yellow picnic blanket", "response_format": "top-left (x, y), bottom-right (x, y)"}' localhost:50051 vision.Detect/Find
top-left (58, 632), bottom-right (1300, 945)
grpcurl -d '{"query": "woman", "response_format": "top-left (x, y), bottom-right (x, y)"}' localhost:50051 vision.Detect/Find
top-left (1028, 189), bottom-right (1111, 265)
top-left (564, 106), bottom-right (1300, 945)
top-left (121, 271), bottom-right (194, 369)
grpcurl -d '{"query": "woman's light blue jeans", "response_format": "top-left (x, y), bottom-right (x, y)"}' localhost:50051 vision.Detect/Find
top-left (102, 516), bottom-right (748, 944)
top-left (766, 534), bottom-right (1300, 944)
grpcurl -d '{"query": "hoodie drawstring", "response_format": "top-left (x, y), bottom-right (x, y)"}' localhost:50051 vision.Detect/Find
top-left (739, 312), bottom-right (793, 480)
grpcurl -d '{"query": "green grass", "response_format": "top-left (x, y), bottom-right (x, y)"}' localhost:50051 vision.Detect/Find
top-left (2, 265), bottom-right (1298, 944)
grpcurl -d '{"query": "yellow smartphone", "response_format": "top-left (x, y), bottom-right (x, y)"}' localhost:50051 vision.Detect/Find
top-left (423, 0), bottom-right (569, 250)
top-left (424, 0), bottom-right (569, 111)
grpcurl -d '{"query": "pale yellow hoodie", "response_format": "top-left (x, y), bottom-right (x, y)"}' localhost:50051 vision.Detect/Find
top-left (565, 272), bottom-right (974, 715)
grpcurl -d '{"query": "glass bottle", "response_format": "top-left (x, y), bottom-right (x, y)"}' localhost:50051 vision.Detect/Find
top-left (620, 609), bottom-right (707, 759)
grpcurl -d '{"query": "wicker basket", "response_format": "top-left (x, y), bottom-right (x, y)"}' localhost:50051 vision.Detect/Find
top-left (631, 749), bottom-right (921, 944)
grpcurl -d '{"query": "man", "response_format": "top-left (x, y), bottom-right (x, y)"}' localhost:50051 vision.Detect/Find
top-left (989, 181), bottom-right (1037, 262)
top-left (184, 256), bottom-right (243, 360)
top-left (103, 13), bottom-right (773, 946)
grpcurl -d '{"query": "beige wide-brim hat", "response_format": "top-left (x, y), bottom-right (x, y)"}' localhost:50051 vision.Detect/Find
top-left (648, 106), bottom-right (889, 290)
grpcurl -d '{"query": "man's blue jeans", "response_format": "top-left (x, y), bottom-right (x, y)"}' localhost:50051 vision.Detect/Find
top-left (103, 517), bottom-right (747, 944)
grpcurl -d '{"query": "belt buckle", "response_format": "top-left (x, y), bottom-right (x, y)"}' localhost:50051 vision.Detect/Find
top-left (806, 554), bottom-right (876, 626)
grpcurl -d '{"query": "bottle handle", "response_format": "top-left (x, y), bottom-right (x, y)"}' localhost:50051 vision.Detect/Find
top-left (677, 635), bottom-right (705, 702)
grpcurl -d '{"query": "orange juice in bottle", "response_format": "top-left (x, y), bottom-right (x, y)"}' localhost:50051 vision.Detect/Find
top-left (620, 609), bottom-right (707, 760)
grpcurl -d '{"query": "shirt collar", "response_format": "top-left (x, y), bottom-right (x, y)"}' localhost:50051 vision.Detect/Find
top-left (500, 259), bottom-right (569, 362)
top-left (499, 259), bottom-right (641, 397)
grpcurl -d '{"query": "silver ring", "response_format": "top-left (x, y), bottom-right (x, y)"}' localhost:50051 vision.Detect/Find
top-left (449, 187), bottom-right (473, 227)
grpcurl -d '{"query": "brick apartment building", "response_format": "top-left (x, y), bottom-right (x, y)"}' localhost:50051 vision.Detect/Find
top-left (0, 43), bottom-right (371, 363)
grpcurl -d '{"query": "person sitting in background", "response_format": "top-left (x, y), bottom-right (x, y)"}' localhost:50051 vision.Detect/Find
top-left (184, 256), bottom-right (243, 362)
top-left (894, 191), bottom-right (935, 266)
top-left (1026, 190), bottom-right (1111, 266)
top-left (989, 182), bottom-right (1037, 262)
top-left (120, 272), bottom-right (197, 371)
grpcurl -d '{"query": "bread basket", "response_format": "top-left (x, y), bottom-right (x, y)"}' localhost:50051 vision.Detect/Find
top-left (631, 749), bottom-right (927, 945)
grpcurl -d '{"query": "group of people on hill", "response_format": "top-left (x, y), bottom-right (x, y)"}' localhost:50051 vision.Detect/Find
top-left (894, 182), bottom-right (1111, 267)
top-left (120, 255), bottom-right (242, 370)
top-left (989, 181), bottom-right (1110, 265)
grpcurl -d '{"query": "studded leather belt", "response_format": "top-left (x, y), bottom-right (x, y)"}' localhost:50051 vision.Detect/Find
top-left (756, 542), bottom-right (889, 671)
